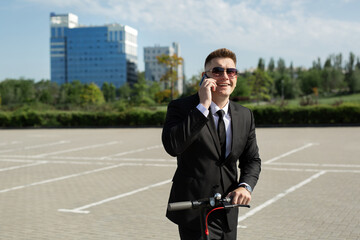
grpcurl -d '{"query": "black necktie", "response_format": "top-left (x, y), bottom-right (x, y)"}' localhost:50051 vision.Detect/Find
top-left (217, 110), bottom-right (226, 160)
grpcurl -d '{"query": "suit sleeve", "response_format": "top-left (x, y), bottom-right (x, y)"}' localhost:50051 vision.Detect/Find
top-left (162, 99), bottom-right (208, 157)
top-left (238, 109), bottom-right (261, 190)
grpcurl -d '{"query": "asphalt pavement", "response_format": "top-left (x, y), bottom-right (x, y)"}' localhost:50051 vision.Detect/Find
top-left (0, 127), bottom-right (359, 239)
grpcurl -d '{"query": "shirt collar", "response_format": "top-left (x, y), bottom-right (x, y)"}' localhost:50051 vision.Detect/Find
top-left (211, 101), bottom-right (229, 116)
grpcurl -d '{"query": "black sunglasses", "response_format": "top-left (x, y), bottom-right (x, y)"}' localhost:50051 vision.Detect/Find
top-left (205, 67), bottom-right (238, 77)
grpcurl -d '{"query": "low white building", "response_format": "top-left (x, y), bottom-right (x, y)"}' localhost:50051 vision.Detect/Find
top-left (144, 42), bottom-right (184, 95)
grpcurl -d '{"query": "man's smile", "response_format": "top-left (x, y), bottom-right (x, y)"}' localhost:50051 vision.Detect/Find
top-left (217, 83), bottom-right (230, 87)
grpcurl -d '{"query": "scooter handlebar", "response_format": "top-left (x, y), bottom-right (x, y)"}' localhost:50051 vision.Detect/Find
top-left (168, 201), bottom-right (193, 211)
top-left (167, 194), bottom-right (250, 212)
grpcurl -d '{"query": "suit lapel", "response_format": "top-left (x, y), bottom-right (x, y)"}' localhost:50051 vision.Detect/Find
top-left (229, 101), bottom-right (240, 155)
top-left (221, 101), bottom-right (240, 165)
top-left (192, 94), bottom-right (220, 155)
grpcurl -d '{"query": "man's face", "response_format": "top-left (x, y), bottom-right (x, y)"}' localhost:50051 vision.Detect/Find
top-left (205, 57), bottom-right (238, 99)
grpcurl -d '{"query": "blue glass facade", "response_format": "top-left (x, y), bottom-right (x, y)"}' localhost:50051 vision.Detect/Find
top-left (50, 13), bottom-right (138, 88)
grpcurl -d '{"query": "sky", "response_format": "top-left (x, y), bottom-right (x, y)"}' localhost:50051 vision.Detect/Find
top-left (1, 0), bottom-right (360, 82)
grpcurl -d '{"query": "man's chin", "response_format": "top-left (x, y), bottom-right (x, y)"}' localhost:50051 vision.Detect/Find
top-left (213, 91), bottom-right (231, 99)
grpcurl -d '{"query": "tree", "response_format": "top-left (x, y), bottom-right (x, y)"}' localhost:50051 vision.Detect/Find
top-left (131, 76), bottom-right (154, 105)
top-left (270, 59), bottom-right (298, 100)
top-left (257, 58), bottom-right (265, 71)
top-left (148, 80), bottom-right (161, 102)
top-left (356, 57), bottom-right (360, 70)
top-left (35, 80), bottom-right (59, 105)
top-left (0, 79), bottom-right (19, 105)
top-left (299, 69), bottom-right (321, 95)
top-left (0, 78), bottom-right (35, 105)
top-left (312, 57), bottom-right (322, 70)
top-left (102, 82), bottom-right (116, 102)
top-left (155, 89), bottom-right (172, 103)
top-left (18, 79), bottom-right (35, 103)
top-left (321, 64), bottom-right (344, 93)
top-left (268, 58), bottom-right (275, 73)
top-left (80, 83), bottom-right (105, 105)
top-left (130, 72), bottom-right (161, 105)
top-left (277, 58), bottom-right (287, 75)
top-left (117, 83), bottom-right (131, 101)
top-left (324, 57), bottom-right (332, 68)
top-left (248, 69), bottom-right (273, 104)
top-left (157, 54), bottom-right (183, 100)
top-left (266, 58), bottom-right (276, 98)
top-left (231, 73), bottom-right (251, 99)
top-left (333, 53), bottom-right (343, 69)
top-left (275, 74), bottom-right (298, 99)
top-left (347, 69), bottom-right (360, 93)
top-left (345, 52), bottom-right (359, 93)
top-left (184, 73), bottom-right (202, 97)
top-left (58, 80), bottom-right (83, 106)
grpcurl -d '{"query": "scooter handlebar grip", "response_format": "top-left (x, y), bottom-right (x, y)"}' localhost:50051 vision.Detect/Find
top-left (167, 201), bottom-right (193, 211)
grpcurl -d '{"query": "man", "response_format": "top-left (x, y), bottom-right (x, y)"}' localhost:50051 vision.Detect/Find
top-left (162, 48), bottom-right (261, 239)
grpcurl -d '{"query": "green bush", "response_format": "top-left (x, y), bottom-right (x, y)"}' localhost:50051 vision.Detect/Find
top-left (0, 111), bottom-right (11, 127)
top-left (0, 109), bottom-right (167, 128)
top-left (0, 104), bottom-right (358, 128)
top-left (249, 103), bottom-right (360, 125)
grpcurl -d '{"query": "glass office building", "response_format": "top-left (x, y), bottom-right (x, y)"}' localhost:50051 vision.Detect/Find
top-left (50, 13), bottom-right (138, 88)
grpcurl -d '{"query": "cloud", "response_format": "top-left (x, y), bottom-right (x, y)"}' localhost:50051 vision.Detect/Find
top-left (25, 0), bottom-right (360, 65)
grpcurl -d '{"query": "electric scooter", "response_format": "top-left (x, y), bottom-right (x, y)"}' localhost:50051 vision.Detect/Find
top-left (168, 193), bottom-right (250, 240)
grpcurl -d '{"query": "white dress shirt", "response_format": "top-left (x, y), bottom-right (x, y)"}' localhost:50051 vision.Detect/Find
top-left (197, 102), bottom-right (232, 157)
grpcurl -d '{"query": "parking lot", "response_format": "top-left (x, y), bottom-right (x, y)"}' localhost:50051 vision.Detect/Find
top-left (0, 127), bottom-right (359, 239)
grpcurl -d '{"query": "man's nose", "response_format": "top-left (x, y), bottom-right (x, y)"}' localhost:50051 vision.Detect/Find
top-left (221, 71), bottom-right (230, 79)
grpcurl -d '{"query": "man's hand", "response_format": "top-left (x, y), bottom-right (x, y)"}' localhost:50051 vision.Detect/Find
top-left (226, 187), bottom-right (251, 205)
top-left (198, 77), bottom-right (216, 109)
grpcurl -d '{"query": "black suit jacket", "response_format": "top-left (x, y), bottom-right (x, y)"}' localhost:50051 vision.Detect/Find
top-left (162, 94), bottom-right (261, 230)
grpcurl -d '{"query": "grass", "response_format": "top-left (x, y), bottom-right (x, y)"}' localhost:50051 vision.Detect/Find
top-left (244, 93), bottom-right (360, 107)
top-left (316, 93), bottom-right (360, 105)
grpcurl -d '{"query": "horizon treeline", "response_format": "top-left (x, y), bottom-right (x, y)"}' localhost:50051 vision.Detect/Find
top-left (0, 52), bottom-right (359, 110)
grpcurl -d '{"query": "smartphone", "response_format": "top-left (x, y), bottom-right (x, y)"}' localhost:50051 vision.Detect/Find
top-left (199, 74), bottom-right (208, 86)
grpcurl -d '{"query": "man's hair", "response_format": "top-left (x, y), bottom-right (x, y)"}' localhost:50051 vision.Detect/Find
top-left (204, 48), bottom-right (237, 69)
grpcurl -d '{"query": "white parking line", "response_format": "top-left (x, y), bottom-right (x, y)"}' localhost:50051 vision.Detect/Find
top-left (263, 166), bottom-right (360, 173)
top-left (0, 161), bottom-right (47, 172)
top-left (0, 163), bottom-right (133, 194)
top-left (265, 162), bottom-right (360, 168)
top-left (0, 141), bottom-right (22, 146)
top-left (100, 144), bottom-right (163, 159)
top-left (237, 170), bottom-right (327, 226)
top-left (49, 156), bottom-right (175, 163)
top-left (0, 140), bottom-right (351, 219)
top-left (1, 156), bottom-right (359, 170)
top-left (0, 157), bottom-right (177, 168)
top-left (32, 141), bottom-right (119, 158)
top-left (0, 140), bottom-right (70, 153)
top-left (58, 179), bottom-right (172, 214)
top-left (264, 143), bottom-right (318, 164)
top-left (0, 155), bottom-right (177, 163)
top-left (0, 158), bottom-right (36, 163)
top-left (24, 141), bottom-right (71, 150)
